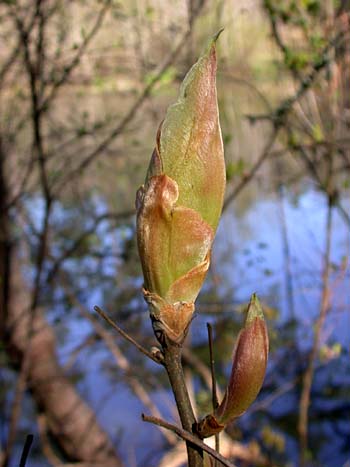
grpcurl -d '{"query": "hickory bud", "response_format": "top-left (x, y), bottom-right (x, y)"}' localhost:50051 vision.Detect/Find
top-left (136, 32), bottom-right (226, 344)
top-left (196, 294), bottom-right (269, 438)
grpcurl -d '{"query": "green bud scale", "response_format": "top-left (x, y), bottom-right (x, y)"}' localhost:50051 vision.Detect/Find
top-left (136, 33), bottom-right (226, 344)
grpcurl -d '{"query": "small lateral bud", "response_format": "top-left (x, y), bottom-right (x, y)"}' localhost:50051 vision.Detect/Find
top-left (196, 294), bottom-right (269, 438)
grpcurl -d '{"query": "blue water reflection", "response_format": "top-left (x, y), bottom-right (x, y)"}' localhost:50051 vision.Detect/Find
top-left (42, 185), bottom-right (350, 466)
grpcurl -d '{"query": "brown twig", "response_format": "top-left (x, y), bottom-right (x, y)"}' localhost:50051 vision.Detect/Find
top-left (46, 209), bottom-right (134, 284)
top-left (53, 0), bottom-right (207, 194)
top-left (39, 1), bottom-right (111, 113)
top-left (94, 306), bottom-right (162, 365)
top-left (182, 347), bottom-right (223, 400)
top-left (142, 414), bottom-right (238, 467)
top-left (296, 144), bottom-right (350, 226)
top-left (207, 324), bottom-right (219, 409)
top-left (207, 323), bottom-right (220, 459)
top-left (162, 340), bottom-right (203, 466)
top-left (59, 280), bottom-right (176, 445)
top-left (5, 0), bottom-right (110, 148)
top-left (223, 126), bottom-right (280, 211)
top-left (298, 196), bottom-right (333, 464)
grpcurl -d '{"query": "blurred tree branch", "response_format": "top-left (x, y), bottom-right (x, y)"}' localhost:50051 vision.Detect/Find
top-left (53, 0), bottom-right (208, 194)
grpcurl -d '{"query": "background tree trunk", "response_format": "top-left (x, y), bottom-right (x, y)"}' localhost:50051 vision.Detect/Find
top-left (0, 144), bottom-right (123, 467)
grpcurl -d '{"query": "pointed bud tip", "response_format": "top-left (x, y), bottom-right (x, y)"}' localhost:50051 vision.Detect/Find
top-left (245, 292), bottom-right (264, 325)
top-left (213, 27), bottom-right (224, 43)
top-left (206, 28), bottom-right (224, 53)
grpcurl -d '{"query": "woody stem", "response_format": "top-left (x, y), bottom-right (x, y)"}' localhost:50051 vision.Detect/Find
top-left (163, 338), bottom-right (203, 467)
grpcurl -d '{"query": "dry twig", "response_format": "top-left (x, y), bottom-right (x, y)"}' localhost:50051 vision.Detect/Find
top-left (142, 414), bottom-right (238, 467)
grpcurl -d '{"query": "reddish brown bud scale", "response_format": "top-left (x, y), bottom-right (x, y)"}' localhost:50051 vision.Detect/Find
top-left (215, 316), bottom-right (268, 424)
top-left (196, 294), bottom-right (269, 438)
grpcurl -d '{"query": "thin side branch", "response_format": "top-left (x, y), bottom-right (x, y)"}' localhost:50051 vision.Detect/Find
top-left (207, 323), bottom-right (220, 459)
top-left (40, 1), bottom-right (111, 112)
top-left (46, 209), bottom-right (134, 283)
top-left (182, 347), bottom-right (223, 400)
top-left (94, 306), bottom-right (162, 365)
top-left (223, 126), bottom-right (280, 210)
top-left (60, 281), bottom-right (176, 445)
top-left (142, 414), bottom-right (238, 467)
top-left (207, 323), bottom-right (219, 409)
top-left (298, 198), bottom-right (333, 464)
top-left (54, 0), bottom-right (207, 194)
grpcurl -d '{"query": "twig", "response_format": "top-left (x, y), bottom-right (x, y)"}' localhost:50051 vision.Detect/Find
top-left (59, 280), bottom-right (176, 445)
top-left (46, 209), bottom-right (134, 283)
top-left (61, 323), bottom-right (175, 445)
top-left (296, 144), bottom-right (350, 226)
top-left (162, 340), bottom-right (203, 466)
top-left (207, 324), bottom-right (219, 409)
top-left (298, 196), bottom-right (333, 464)
top-left (207, 323), bottom-right (220, 459)
top-left (19, 434), bottom-right (33, 467)
top-left (142, 414), bottom-right (238, 467)
top-left (247, 29), bottom-right (346, 125)
top-left (227, 29), bottom-right (349, 220)
top-left (94, 306), bottom-right (161, 365)
top-left (223, 126), bottom-right (280, 210)
top-left (53, 0), bottom-right (207, 194)
top-left (182, 347), bottom-right (223, 400)
top-left (39, 1), bottom-right (111, 112)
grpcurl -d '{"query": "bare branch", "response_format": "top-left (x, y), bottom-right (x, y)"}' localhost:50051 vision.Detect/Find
top-left (224, 30), bottom-right (348, 212)
top-left (94, 306), bottom-right (162, 365)
top-left (223, 126), bottom-right (279, 210)
top-left (46, 209), bottom-right (134, 284)
top-left (53, 0), bottom-right (207, 194)
top-left (207, 323), bottom-right (220, 459)
top-left (182, 347), bottom-right (223, 399)
top-left (40, 1), bottom-right (111, 112)
top-left (142, 414), bottom-right (238, 467)
top-left (80, 308), bottom-right (176, 445)
top-left (14, 3), bottom-right (51, 202)
top-left (298, 198), bottom-right (333, 464)
top-left (247, 30), bottom-right (347, 124)
top-left (0, 2), bottom-right (39, 87)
